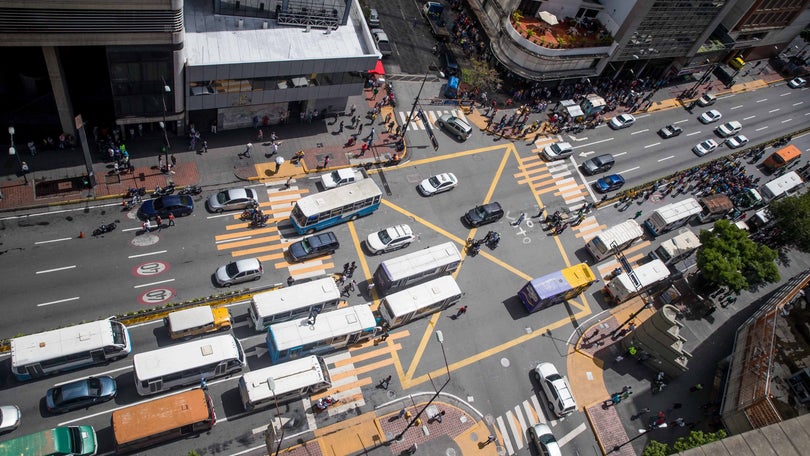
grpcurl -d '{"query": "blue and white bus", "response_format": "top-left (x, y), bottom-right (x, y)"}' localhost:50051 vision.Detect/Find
top-left (10, 319), bottom-right (132, 381)
top-left (289, 179), bottom-right (382, 234)
top-left (266, 306), bottom-right (378, 364)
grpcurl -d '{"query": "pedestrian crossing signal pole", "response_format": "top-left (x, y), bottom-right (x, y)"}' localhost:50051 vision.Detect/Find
top-left (401, 73), bottom-right (440, 152)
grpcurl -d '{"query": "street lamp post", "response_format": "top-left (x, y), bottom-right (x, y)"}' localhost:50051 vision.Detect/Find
top-left (612, 423), bottom-right (668, 452)
top-left (264, 377), bottom-right (285, 456)
top-left (159, 78), bottom-right (171, 172)
top-left (394, 331), bottom-right (451, 442)
top-left (8, 126), bottom-right (25, 184)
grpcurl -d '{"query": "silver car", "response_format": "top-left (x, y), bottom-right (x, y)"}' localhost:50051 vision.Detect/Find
top-left (207, 188), bottom-right (258, 213)
top-left (214, 258), bottom-right (264, 287)
top-left (0, 405), bottom-right (21, 433)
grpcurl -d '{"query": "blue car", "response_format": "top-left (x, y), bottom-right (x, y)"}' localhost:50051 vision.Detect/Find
top-left (137, 195), bottom-right (194, 221)
top-left (45, 376), bottom-right (117, 414)
top-left (593, 174), bottom-right (625, 193)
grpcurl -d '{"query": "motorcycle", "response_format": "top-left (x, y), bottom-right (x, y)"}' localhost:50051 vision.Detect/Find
top-left (126, 187), bottom-right (146, 198)
top-left (241, 208), bottom-right (259, 220)
top-left (178, 185), bottom-right (202, 196)
top-left (92, 222), bottom-right (117, 236)
top-left (466, 237), bottom-right (483, 257)
top-left (122, 194), bottom-right (142, 210)
top-left (249, 214), bottom-right (270, 228)
top-left (314, 396), bottom-right (338, 412)
top-left (153, 184), bottom-right (175, 198)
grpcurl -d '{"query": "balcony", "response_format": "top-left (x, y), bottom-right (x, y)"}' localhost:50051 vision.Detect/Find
top-left (510, 12), bottom-right (613, 51)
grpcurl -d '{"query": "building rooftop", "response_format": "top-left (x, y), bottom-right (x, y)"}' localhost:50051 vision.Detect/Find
top-left (183, 0), bottom-right (374, 67)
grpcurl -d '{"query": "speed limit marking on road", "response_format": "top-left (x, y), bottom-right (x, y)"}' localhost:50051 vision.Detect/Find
top-left (138, 288), bottom-right (175, 305)
top-left (133, 261), bottom-right (170, 277)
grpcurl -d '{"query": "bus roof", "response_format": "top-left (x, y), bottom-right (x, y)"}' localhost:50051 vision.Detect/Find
top-left (528, 270), bottom-right (570, 299)
top-left (133, 334), bottom-right (241, 381)
top-left (761, 171), bottom-right (803, 200)
top-left (0, 426), bottom-right (97, 456)
top-left (613, 259), bottom-right (670, 291)
top-left (252, 277), bottom-right (340, 316)
top-left (166, 306), bottom-right (215, 332)
top-left (294, 179), bottom-right (381, 216)
top-left (241, 355), bottom-right (328, 403)
top-left (10, 319), bottom-right (120, 367)
top-left (591, 220), bottom-right (643, 247)
top-left (382, 276), bottom-right (462, 318)
top-left (658, 230), bottom-right (701, 256)
top-left (560, 263), bottom-right (597, 288)
top-left (379, 242), bottom-right (461, 282)
top-left (650, 198), bottom-right (701, 224)
top-left (268, 305), bottom-right (376, 351)
top-left (112, 389), bottom-right (211, 446)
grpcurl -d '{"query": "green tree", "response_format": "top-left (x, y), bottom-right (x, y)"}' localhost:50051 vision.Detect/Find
top-left (642, 440), bottom-right (669, 456)
top-left (672, 430), bottom-right (727, 452)
top-left (461, 58), bottom-right (502, 94)
top-left (768, 193), bottom-right (810, 252)
top-left (697, 219), bottom-right (780, 291)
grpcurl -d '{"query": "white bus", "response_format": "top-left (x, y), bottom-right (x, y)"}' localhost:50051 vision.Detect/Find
top-left (643, 198), bottom-right (701, 237)
top-left (650, 230), bottom-right (701, 265)
top-left (585, 220), bottom-right (645, 261)
top-left (266, 305), bottom-right (378, 364)
top-left (133, 334), bottom-right (246, 396)
top-left (289, 179), bottom-right (382, 234)
top-left (373, 242), bottom-right (462, 294)
top-left (238, 355), bottom-right (331, 411)
top-left (10, 319), bottom-right (132, 381)
top-left (379, 276), bottom-right (463, 328)
top-left (606, 259), bottom-right (671, 303)
top-left (761, 171), bottom-right (804, 202)
top-left (248, 277), bottom-right (342, 332)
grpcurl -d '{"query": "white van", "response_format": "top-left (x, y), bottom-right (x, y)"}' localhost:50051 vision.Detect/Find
top-left (542, 142), bottom-right (573, 161)
top-left (761, 171), bottom-right (804, 202)
top-left (643, 198), bottom-right (701, 237)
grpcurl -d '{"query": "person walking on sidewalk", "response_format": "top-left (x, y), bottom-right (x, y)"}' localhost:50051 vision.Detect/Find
top-left (338, 120), bottom-right (344, 133)
top-left (379, 375), bottom-right (392, 390)
top-left (240, 143), bottom-right (253, 158)
top-left (483, 435), bottom-right (496, 446)
top-left (168, 213), bottom-right (175, 227)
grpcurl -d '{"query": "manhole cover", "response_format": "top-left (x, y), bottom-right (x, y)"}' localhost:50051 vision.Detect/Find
top-left (500, 358), bottom-right (510, 367)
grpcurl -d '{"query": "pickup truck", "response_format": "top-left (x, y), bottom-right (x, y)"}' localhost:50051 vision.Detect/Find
top-left (422, 2), bottom-right (451, 41)
top-left (320, 168), bottom-right (367, 189)
top-left (371, 28), bottom-right (392, 56)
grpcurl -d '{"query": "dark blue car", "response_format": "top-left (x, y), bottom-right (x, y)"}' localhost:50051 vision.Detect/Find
top-left (137, 195), bottom-right (194, 221)
top-left (593, 174), bottom-right (625, 193)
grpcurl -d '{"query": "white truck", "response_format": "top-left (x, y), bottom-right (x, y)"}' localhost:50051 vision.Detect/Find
top-left (319, 168), bottom-right (367, 189)
top-left (606, 259), bottom-right (670, 303)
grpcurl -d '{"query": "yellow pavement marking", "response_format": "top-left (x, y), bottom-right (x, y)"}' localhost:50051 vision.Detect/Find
top-left (367, 143), bottom-right (509, 171)
top-left (314, 412), bottom-right (381, 456)
top-left (535, 180), bottom-right (570, 194)
top-left (346, 221), bottom-right (381, 311)
top-left (215, 227), bottom-right (277, 240)
top-left (216, 235), bottom-right (280, 250)
top-left (313, 378), bottom-right (372, 400)
top-left (340, 342), bottom-right (403, 366)
top-left (225, 221), bottom-right (270, 231)
top-left (231, 243), bottom-right (285, 257)
top-left (578, 224), bottom-right (608, 241)
top-left (256, 252), bottom-right (285, 262)
top-left (622, 240), bottom-right (651, 255)
top-left (553, 183), bottom-right (587, 196)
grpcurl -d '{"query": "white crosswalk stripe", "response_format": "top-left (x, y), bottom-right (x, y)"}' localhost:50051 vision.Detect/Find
top-left (397, 108), bottom-right (468, 130)
top-left (494, 395), bottom-right (565, 455)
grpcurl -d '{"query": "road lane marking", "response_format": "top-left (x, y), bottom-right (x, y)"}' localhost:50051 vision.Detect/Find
top-left (644, 142), bottom-right (660, 149)
top-left (782, 119), bottom-right (793, 123)
top-left (794, 101), bottom-right (804, 106)
top-left (743, 115), bottom-right (756, 120)
top-left (37, 297), bottom-right (79, 307)
top-left (630, 129), bottom-right (649, 135)
top-left (34, 237), bottom-right (72, 245)
top-left (755, 126), bottom-right (769, 131)
top-left (658, 155), bottom-right (675, 162)
top-left (768, 108), bottom-right (781, 113)
top-left (780, 92), bottom-right (791, 97)
top-left (673, 119), bottom-right (689, 124)
top-left (36, 265), bottom-right (76, 274)
top-left (635, 114), bottom-right (650, 119)
top-left (756, 99), bottom-right (767, 103)
top-left (128, 250), bottom-right (167, 259)
top-left (558, 422), bottom-right (588, 447)
top-left (133, 278), bottom-right (175, 288)
top-left (216, 236), bottom-right (252, 244)
top-left (730, 105), bottom-right (743, 110)
top-left (618, 166), bottom-right (640, 174)
top-left (614, 152), bottom-right (628, 157)
top-left (572, 138), bottom-right (614, 149)
top-left (0, 201), bottom-right (122, 221)
top-left (686, 131), bottom-right (701, 136)
top-left (52, 365), bottom-right (134, 386)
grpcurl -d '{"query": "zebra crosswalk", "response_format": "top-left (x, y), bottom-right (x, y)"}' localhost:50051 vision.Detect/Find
top-left (515, 147), bottom-right (591, 212)
top-left (492, 395), bottom-right (587, 455)
top-left (397, 108), bottom-right (469, 131)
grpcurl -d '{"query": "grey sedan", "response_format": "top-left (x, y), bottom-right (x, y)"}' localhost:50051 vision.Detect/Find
top-left (207, 188), bottom-right (258, 213)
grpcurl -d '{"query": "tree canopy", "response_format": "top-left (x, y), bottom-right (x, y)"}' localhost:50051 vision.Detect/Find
top-left (461, 58), bottom-right (502, 94)
top-left (768, 192), bottom-right (810, 252)
top-left (696, 219), bottom-right (779, 291)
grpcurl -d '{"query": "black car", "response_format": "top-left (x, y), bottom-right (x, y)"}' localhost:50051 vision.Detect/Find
top-left (137, 195), bottom-right (194, 221)
top-left (45, 376), bottom-right (117, 414)
top-left (464, 202), bottom-right (504, 227)
top-left (288, 232), bottom-right (340, 262)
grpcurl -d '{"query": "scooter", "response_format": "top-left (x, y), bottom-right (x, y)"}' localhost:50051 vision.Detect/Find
top-left (92, 222), bottom-right (117, 236)
top-left (153, 184), bottom-right (175, 197)
top-left (178, 185), bottom-right (202, 196)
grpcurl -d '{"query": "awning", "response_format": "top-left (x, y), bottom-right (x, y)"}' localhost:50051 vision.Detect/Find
top-left (538, 11), bottom-right (558, 26)
top-left (369, 60), bottom-right (385, 75)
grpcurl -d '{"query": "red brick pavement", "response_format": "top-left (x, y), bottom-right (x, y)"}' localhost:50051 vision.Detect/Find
top-left (378, 403), bottom-right (472, 455)
top-left (586, 402), bottom-right (635, 456)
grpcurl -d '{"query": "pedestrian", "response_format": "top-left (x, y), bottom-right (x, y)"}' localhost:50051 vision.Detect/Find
top-left (380, 330), bottom-right (390, 341)
top-left (159, 156), bottom-right (164, 171)
top-left (357, 123), bottom-right (364, 137)
top-left (242, 143), bottom-right (253, 158)
top-left (350, 104), bottom-right (356, 116)
top-left (287, 276), bottom-right (295, 286)
top-left (271, 131), bottom-right (277, 142)
top-left (484, 434), bottom-right (496, 445)
top-left (434, 410), bottom-right (445, 423)
top-left (323, 156), bottom-right (330, 168)
top-left (398, 408), bottom-right (407, 419)
top-left (257, 129), bottom-right (264, 141)
top-left (171, 154), bottom-right (177, 168)
top-left (534, 207), bottom-right (545, 218)
top-left (634, 210), bottom-right (643, 218)
top-left (350, 280), bottom-right (357, 293)
top-left (387, 121), bottom-right (394, 133)
top-left (272, 142), bottom-right (279, 155)
top-left (200, 377), bottom-right (208, 390)
top-left (168, 213), bottom-right (175, 227)
top-left (201, 140), bottom-right (208, 153)
top-left (156, 216), bottom-right (163, 230)
top-left (455, 305), bottom-right (467, 318)
top-left (368, 127), bottom-right (375, 140)
top-left (343, 262), bottom-right (350, 275)
top-left (142, 220), bottom-right (149, 232)
top-left (511, 212), bottom-right (526, 226)
top-left (690, 383), bottom-right (704, 393)
top-left (284, 176), bottom-right (292, 189)
top-left (27, 140), bottom-right (36, 156)
top-left (342, 283), bottom-right (352, 297)
top-left (338, 120), bottom-right (344, 133)
top-left (380, 375), bottom-right (392, 390)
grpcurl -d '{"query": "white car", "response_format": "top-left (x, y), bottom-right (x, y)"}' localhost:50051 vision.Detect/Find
top-left (699, 110), bottom-right (722, 124)
top-left (0, 405), bottom-right (21, 433)
top-left (417, 173), bottom-right (458, 196)
top-left (725, 135), bottom-right (749, 149)
top-left (715, 121), bottom-right (742, 138)
top-left (788, 77), bottom-right (806, 88)
top-left (693, 139), bottom-right (719, 156)
top-left (533, 362), bottom-right (576, 417)
top-left (609, 113), bottom-right (636, 129)
top-left (528, 423), bottom-right (562, 456)
top-left (541, 141), bottom-right (574, 161)
top-left (320, 168), bottom-right (364, 189)
top-left (366, 224), bottom-right (415, 254)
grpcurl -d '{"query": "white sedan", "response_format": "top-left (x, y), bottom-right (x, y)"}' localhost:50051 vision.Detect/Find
top-left (417, 173), bottom-right (458, 196)
top-left (725, 135), bottom-right (749, 149)
top-left (788, 77), bottom-right (806, 88)
top-left (693, 139), bottom-right (719, 156)
top-left (528, 423), bottom-right (562, 456)
top-left (699, 110), bottom-right (722, 124)
top-left (366, 224), bottom-right (415, 254)
top-left (609, 113), bottom-right (636, 129)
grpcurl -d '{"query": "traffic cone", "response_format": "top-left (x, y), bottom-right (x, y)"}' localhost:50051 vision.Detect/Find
top-left (79, 231), bottom-right (85, 239)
